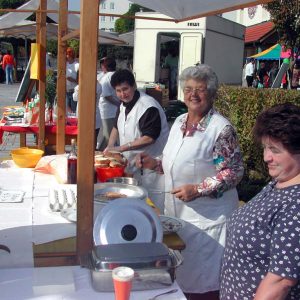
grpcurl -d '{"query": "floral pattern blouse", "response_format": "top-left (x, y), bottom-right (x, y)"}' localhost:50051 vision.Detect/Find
top-left (178, 108), bottom-right (244, 197)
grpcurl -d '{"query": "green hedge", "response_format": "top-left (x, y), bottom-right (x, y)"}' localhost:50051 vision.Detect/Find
top-left (215, 86), bottom-right (300, 201)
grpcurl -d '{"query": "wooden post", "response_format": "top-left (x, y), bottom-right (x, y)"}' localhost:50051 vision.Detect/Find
top-left (77, 0), bottom-right (99, 258)
top-left (36, 0), bottom-right (46, 151)
top-left (56, 0), bottom-right (68, 154)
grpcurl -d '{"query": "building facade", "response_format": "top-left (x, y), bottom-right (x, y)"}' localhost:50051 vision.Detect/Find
top-left (222, 6), bottom-right (270, 27)
top-left (99, 0), bottom-right (133, 31)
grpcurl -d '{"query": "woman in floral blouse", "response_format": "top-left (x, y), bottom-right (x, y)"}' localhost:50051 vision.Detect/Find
top-left (136, 65), bottom-right (244, 300)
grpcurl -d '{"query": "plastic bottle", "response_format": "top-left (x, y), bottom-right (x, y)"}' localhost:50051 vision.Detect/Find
top-left (67, 139), bottom-right (77, 184)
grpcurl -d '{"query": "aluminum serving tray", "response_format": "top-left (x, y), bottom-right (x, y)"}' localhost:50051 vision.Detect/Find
top-left (80, 242), bottom-right (183, 292)
top-left (94, 182), bottom-right (148, 204)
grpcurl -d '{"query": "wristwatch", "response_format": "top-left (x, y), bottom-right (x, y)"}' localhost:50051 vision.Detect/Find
top-left (196, 185), bottom-right (202, 196)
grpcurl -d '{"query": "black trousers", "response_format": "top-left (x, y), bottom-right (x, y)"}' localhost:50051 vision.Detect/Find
top-left (246, 75), bottom-right (254, 87)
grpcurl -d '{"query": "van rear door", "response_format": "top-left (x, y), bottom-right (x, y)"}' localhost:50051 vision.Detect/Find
top-left (178, 32), bottom-right (203, 100)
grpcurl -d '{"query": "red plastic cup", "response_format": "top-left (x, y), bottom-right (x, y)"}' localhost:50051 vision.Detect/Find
top-left (112, 267), bottom-right (134, 300)
top-left (95, 166), bottom-right (125, 183)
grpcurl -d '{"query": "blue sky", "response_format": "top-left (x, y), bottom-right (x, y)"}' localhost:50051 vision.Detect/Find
top-left (68, 0), bottom-right (80, 11)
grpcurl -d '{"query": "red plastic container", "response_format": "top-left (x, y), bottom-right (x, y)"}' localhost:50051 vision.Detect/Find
top-left (96, 166), bottom-right (125, 183)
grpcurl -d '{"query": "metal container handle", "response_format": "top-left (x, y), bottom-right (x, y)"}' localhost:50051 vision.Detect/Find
top-left (169, 249), bottom-right (183, 267)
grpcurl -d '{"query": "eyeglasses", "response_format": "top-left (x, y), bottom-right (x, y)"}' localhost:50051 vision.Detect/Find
top-left (183, 87), bottom-right (207, 95)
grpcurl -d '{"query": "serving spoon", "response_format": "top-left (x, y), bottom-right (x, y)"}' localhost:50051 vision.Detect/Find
top-left (148, 288), bottom-right (178, 300)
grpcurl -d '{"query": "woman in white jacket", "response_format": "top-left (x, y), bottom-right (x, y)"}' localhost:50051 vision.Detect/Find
top-left (104, 69), bottom-right (169, 211)
top-left (136, 65), bottom-right (244, 300)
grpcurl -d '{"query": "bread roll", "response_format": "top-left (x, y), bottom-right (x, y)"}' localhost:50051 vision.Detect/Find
top-left (109, 160), bottom-right (124, 168)
top-left (95, 157), bottom-right (110, 165)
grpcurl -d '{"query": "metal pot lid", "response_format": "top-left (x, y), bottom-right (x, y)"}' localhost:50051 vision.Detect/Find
top-left (93, 198), bottom-right (163, 245)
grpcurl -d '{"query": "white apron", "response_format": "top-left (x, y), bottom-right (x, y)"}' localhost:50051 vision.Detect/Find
top-left (117, 92), bottom-right (169, 211)
top-left (162, 112), bottom-right (238, 293)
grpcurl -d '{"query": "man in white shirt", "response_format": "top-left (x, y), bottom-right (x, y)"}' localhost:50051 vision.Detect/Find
top-left (66, 47), bottom-right (79, 113)
top-left (98, 57), bottom-right (120, 150)
top-left (245, 58), bottom-right (255, 87)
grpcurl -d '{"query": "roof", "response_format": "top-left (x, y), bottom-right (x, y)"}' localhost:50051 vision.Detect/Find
top-left (245, 21), bottom-right (274, 43)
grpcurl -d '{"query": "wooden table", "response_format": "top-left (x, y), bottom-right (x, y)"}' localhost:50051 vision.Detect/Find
top-left (0, 120), bottom-right (77, 147)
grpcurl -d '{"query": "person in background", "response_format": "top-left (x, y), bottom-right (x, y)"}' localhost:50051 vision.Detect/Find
top-left (245, 58), bottom-right (255, 87)
top-left (291, 62), bottom-right (300, 89)
top-left (257, 62), bottom-right (268, 88)
top-left (136, 65), bottom-right (244, 299)
top-left (66, 47), bottom-right (79, 113)
top-left (220, 103), bottom-right (300, 300)
top-left (268, 61), bottom-right (279, 87)
top-left (104, 69), bottom-right (169, 212)
top-left (0, 51), bottom-right (5, 83)
top-left (98, 57), bottom-right (120, 150)
top-left (164, 47), bottom-right (179, 99)
top-left (73, 81), bottom-right (103, 149)
top-left (2, 50), bottom-right (16, 85)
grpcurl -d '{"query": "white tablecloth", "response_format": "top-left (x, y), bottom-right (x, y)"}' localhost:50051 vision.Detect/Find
top-left (0, 165), bottom-right (77, 268)
top-left (0, 266), bottom-right (186, 300)
top-left (0, 166), bottom-right (35, 267)
top-left (0, 163), bottom-right (186, 299)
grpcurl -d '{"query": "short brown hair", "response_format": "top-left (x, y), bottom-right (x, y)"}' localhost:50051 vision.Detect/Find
top-left (253, 103), bottom-right (300, 154)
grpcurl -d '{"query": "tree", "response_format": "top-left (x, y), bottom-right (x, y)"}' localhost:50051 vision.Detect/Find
top-left (0, 0), bottom-right (27, 15)
top-left (263, 0), bottom-right (300, 58)
top-left (114, 4), bottom-right (153, 34)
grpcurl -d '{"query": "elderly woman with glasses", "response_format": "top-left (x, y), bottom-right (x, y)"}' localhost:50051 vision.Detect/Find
top-left (136, 64), bottom-right (244, 299)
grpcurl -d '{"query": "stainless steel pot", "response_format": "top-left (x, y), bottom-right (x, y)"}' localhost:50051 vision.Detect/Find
top-left (80, 242), bottom-right (183, 292)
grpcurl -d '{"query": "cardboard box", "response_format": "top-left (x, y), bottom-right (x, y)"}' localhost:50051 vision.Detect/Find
top-left (146, 88), bottom-right (169, 107)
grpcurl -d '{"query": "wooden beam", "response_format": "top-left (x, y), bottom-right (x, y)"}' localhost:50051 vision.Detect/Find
top-left (56, 0), bottom-right (68, 154)
top-left (77, 0), bottom-right (99, 258)
top-left (61, 29), bottom-right (79, 42)
top-left (36, 0), bottom-right (46, 151)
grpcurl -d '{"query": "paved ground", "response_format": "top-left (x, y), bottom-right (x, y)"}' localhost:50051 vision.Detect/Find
top-left (0, 82), bottom-right (36, 160)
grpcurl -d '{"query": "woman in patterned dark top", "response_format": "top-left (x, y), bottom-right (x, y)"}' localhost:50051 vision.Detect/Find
top-left (220, 103), bottom-right (300, 300)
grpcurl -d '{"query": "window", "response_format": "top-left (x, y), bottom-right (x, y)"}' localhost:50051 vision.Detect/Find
top-left (110, 16), bottom-right (115, 21)
top-left (101, 16), bottom-right (105, 22)
top-left (110, 2), bottom-right (115, 9)
top-left (101, 3), bottom-right (106, 9)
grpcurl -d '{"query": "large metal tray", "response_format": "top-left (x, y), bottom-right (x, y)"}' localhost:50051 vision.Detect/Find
top-left (94, 182), bottom-right (147, 204)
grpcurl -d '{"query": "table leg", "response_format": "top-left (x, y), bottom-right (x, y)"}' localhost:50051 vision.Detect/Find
top-left (20, 133), bottom-right (26, 147)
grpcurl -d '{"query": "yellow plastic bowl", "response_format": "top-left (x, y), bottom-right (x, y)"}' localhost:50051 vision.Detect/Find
top-left (11, 148), bottom-right (44, 168)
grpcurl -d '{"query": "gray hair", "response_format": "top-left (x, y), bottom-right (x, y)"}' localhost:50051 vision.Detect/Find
top-left (179, 64), bottom-right (219, 99)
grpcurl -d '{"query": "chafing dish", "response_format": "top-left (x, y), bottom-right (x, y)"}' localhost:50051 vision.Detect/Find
top-left (80, 242), bottom-right (183, 292)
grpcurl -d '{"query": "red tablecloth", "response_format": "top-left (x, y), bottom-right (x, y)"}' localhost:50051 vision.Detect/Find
top-left (0, 123), bottom-right (78, 144)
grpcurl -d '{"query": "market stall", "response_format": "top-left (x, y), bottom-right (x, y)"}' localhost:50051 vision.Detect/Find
top-left (0, 0), bottom-right (272, 284)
